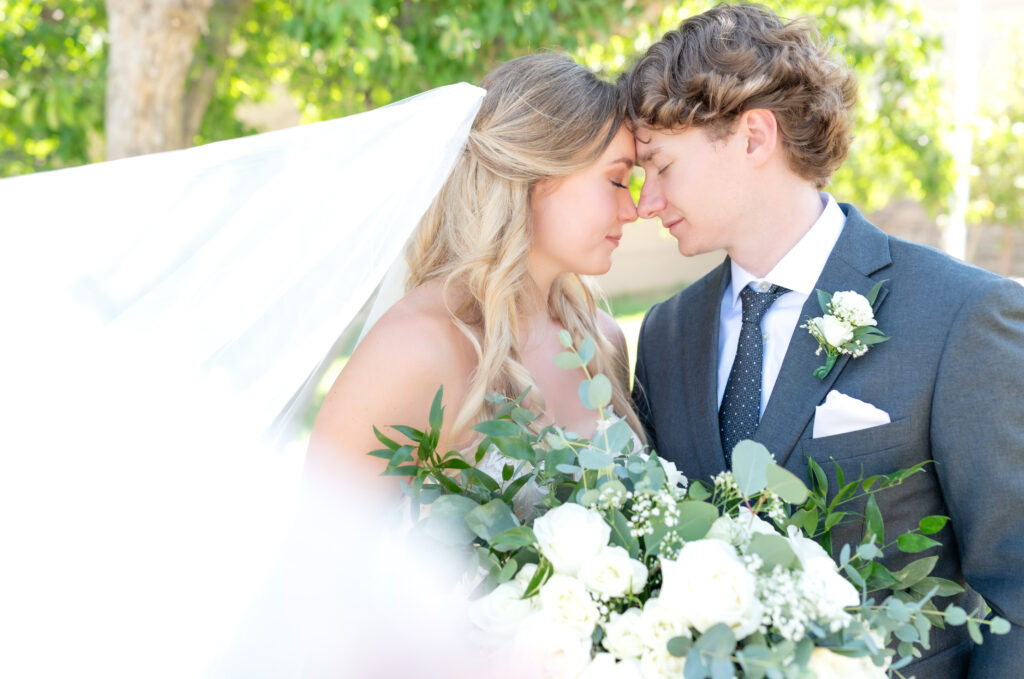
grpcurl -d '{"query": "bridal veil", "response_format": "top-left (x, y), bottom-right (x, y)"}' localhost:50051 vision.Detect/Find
top-left (0, 84), bottom-right (485, 678)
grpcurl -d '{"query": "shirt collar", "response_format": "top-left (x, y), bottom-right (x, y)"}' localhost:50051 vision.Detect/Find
top-left (727, 193), bottom-right (846, 307)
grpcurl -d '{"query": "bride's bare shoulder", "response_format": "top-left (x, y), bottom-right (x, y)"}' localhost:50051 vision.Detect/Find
top-left (361, 281), bottom-right (472, 359)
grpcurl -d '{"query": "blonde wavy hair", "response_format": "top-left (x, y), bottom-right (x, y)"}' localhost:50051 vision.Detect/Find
top-left (406, 53), bottom-right (644, 441)
top-left (623, 3), bottom-right (858, 189)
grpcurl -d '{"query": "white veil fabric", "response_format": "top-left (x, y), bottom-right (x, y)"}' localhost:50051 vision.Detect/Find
top-left (0, 84), bottom-right (485, 678)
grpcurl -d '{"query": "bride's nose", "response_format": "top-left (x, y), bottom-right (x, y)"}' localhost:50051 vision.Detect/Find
top-left (618, 186), bottom-right (638, 222)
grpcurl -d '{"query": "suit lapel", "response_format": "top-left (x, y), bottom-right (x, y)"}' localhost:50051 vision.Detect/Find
top-left (754, 205), bottom-right (892, 468)
top-left (681, 261), bottom-right (731, 479)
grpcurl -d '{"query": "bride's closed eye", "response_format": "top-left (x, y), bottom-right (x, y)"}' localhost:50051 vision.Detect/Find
top-left (611, 180), bottom-right (629, 189)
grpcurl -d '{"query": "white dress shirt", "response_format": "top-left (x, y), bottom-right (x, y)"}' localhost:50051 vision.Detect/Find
top-left (717, 193), bottom-right (846, 415)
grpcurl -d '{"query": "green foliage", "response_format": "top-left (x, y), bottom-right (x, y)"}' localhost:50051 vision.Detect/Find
top-left (6, 0), bottom-right (953, 216)
top-left (969, 27), bottom-right (1024, 230)
top-left (0, 0), bottom-right (107, 176)
top-left (370, 334), bottom-right (1011, 677)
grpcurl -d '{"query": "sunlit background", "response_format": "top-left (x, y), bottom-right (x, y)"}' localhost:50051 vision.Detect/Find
top-left (4, 0), bottom-right (1022, 435)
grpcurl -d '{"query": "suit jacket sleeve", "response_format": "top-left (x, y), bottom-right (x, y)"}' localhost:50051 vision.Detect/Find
top-left (632, 306), bottom-right (659, 455)
top-left (931, 277), bottom-right (1024, 676)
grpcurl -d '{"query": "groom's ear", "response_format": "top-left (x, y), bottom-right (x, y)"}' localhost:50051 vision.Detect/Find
top-left (738, 109), bottom-right (778, 167)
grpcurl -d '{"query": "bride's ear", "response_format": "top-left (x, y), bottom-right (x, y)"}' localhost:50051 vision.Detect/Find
top-left (739, 109), bottom-right (778, 167)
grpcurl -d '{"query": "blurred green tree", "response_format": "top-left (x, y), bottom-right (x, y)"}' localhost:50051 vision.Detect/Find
top-left (968, 28), bottom-right (1024, 275)
top-left (3, 0), bottom-right (952, 215)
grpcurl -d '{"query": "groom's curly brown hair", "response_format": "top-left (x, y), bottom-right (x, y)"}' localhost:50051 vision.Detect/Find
top-left (622, 2), bottom-right (858, 189)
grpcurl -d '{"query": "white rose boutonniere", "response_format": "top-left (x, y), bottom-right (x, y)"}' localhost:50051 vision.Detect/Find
top-left (801, 280), bottom-right (890, 379)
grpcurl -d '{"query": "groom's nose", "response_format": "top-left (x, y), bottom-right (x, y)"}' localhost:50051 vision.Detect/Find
top-left (637, 183), bottom-right (667, 219)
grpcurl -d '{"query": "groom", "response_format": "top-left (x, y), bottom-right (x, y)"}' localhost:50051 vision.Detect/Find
top-left (624, 4), bottom-right (1024, 677)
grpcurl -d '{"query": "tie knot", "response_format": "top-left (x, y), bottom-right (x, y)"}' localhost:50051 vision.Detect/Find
top-left (739, 284), bottom-right (788, 324)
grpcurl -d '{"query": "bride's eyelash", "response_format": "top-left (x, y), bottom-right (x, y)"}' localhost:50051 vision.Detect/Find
top-left (611, 180), bottom-right (629, 189)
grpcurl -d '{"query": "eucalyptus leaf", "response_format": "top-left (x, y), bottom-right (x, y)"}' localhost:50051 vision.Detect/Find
top-left (545, 448), bottom-right (575, 473)
top-left (967, 618), bottom-right (984, 644)
top-left (731, 440), bottom-right (772, 496)
top-left (816, 289), bottom-right (833, 313)
top-left (610, 509), bottom-right (640, 558)
top-left (688, 481), bottom-right (711, 501)
top-left (749, 533), bottom-right (799, 571)
top-left (602, 419), bottom-right (634, 455)
top-left (555, 350), bottom-right (584, 370)
top-left (465, 499), bottom-right (519, 542)
top-left (491, 525), bottom-right (537, 550)
top-left (424, 494), bottom-right (479, 545)
top-left (558, 329), bottom-right (573, 348)
top-left (579, 374), bottom-right (613, 410)
top-left (676, 501), bottom-right (718, 541)
top-left (577, 335), bottom-right (596, 366)
top-left (765, 462), bottom-right (809, 504)
top-left (578, 447), bottom-right (613, 470)
top-left (944, 605), bottom-right (967, 625)
top-left (667, 635), bottom-right (692, 657)
top-left (991, 617), bottom-right (1012, 635)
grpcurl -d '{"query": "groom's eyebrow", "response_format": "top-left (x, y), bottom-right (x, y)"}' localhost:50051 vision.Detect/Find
top-left (636, 147), bottom-right (660, 164)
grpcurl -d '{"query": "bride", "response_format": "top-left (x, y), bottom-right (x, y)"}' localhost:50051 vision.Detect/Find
top-left (307, 53), bottom-right (645, 490)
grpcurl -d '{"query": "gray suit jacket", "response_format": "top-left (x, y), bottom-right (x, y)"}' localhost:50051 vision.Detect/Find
top-left (632, 204), bottom-right (1024, 677)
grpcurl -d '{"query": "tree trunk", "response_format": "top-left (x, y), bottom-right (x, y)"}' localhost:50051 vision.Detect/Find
top-left (182, 0), bottom-right (252, 143)
top-left (105, 0), bottom-right (214, 160)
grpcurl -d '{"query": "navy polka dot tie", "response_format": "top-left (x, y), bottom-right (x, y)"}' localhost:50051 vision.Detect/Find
top-left (720, 284), bottom-right (789, 468)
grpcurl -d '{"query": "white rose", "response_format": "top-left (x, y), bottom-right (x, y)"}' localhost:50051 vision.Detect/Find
top-left (468, 580), bottom-right (535, 638)
top-left (658, 539), bottom-right (763, 639)
top-left (657, 457), bottom-right (688, 490)
top-left (638, 597), bottom-right (689, 651)
top-left (601, 607), bottom-right (647, 659)
top-left (704, 515), bottom-right (735, 543)
top-left (512, 611), bottom-right (593, 679)
top-left (579, 545), bottom-right (648, 598)
top-left (639, 644), bottom-right (685, 679)
top-left (580, 654), bottom-right (644, 679)
top-left (805, 647), bottom-right (886, 679)
top-left (706, 509), bottom-right (775, 546)
top-left (786, 526), bottom-right (859, 613)
top-left (534, 503), bottom-right (611, 576)
top-left (818, 314), bottom-right (855, 347)
top-left (539, 574), bottom-right (601, 638)
top-left (830, 291), bottom-right (876, 327)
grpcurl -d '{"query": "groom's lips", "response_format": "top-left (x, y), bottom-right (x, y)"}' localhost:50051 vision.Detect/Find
top-left (663, 218), bottom-right (683, 232)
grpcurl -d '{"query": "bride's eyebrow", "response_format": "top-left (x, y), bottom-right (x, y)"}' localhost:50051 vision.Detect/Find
top-left (608, 157), bottom-right (634, 168)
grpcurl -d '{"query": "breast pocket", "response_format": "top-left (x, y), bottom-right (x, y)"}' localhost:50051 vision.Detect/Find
top-left (797, 417), bottom-right (913, 465)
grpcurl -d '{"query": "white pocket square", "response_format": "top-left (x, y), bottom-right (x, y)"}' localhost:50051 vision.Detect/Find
top-left (812, 390), bottom-right (891, 439)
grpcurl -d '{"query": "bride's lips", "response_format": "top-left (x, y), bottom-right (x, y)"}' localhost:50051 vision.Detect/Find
top-left (606, 235), bottom-right (622, 245)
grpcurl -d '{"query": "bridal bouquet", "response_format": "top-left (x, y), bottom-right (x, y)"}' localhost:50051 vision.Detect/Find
top-left (371, 334), bottom-right (1008, 678)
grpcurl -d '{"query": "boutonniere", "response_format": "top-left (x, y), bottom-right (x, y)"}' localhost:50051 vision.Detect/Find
top-left (801, 280), bottom-right (890, 379)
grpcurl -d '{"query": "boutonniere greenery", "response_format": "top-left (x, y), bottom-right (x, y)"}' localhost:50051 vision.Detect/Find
top-left (801, 280), bottom-right (890, 380)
